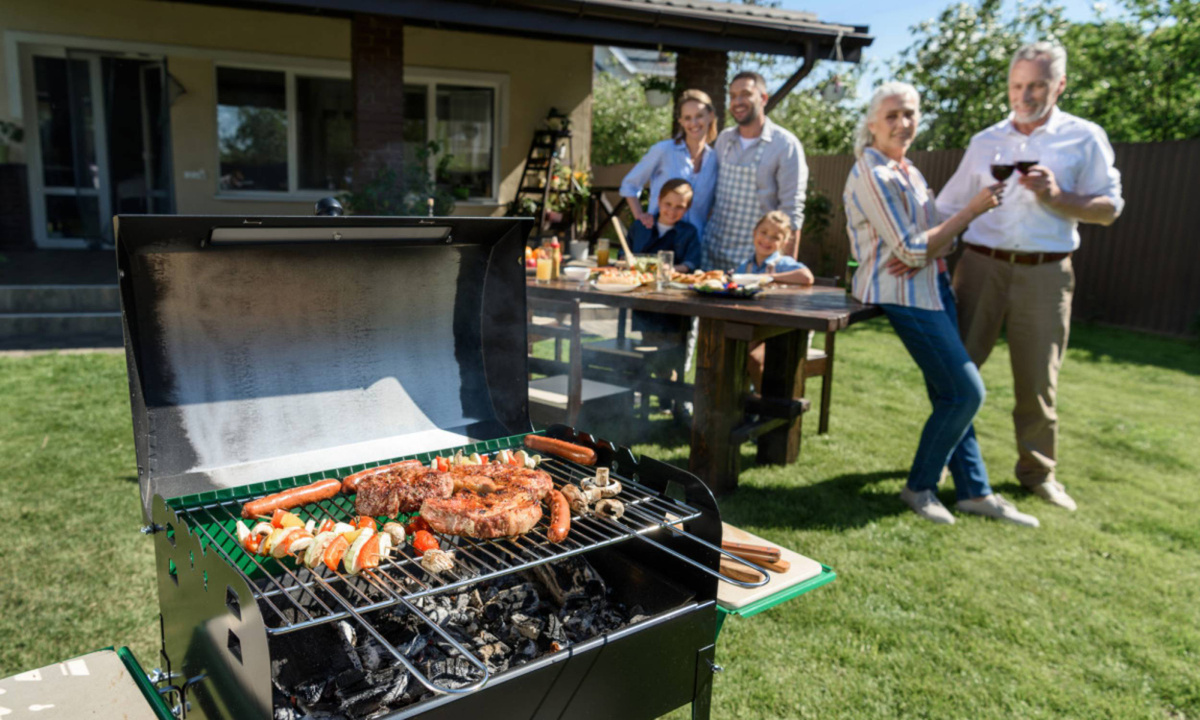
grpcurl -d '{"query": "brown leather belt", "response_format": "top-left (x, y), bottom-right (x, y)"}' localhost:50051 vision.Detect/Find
top-left (967, 243), bottom-right (1071, 265)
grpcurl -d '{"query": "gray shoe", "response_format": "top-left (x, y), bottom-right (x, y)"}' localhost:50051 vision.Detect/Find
top-left (1030, 480), bottom-right (1077, 511)
top-left (900, 487), bottom-right (955, 525)
top-left (956, 494), bottom-right (1040, 527)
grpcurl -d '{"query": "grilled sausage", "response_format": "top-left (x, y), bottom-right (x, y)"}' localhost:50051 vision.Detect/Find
top-left (523, 435), bottom-right (596, 466)
top-left (241, 478), bottom-right (342, 519)
top-left (546, 489), bottom-right (571, 543)
top-left (341, 459), bottom-right (424, 494)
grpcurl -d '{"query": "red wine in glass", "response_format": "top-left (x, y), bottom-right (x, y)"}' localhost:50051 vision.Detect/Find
top-left (1015, 160), bottom-right (1039, 174)
top-left (991, 164), bottom-right (1016, 182)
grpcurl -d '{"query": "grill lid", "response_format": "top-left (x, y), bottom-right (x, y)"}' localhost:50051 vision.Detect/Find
top-left (115, 213), bottom-right (534, 517)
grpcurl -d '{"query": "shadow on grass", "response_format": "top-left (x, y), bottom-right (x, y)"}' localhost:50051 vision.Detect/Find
top-left (1065, 322), bottom-right (1200, 377)
top-left (719, 469), bottom-right (909, 531)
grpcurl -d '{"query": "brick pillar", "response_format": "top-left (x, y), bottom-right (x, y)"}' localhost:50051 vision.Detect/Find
top-left (674, 49), bottom-right (729, 131)
top-left (352, 13), bottom-right (405, 188)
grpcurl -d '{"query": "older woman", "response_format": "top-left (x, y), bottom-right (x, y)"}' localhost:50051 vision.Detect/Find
top-left (619, 89), bottom-right (718, 239)
top-left (844, 82), bottom-right (1038, 527)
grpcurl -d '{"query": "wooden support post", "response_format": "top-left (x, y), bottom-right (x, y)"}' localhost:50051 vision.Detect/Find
top-left (756, 329), bottom-right (811, 465)
top-left (689, 318), bottom-right (747, 495)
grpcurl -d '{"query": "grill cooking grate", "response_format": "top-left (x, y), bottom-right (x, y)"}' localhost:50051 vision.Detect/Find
top-left (177, 455), bottom-right (704, 635)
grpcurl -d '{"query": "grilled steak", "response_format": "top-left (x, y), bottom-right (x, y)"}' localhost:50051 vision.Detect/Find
top-left (447, 465), bottom-right (553, 499)
top-left (421, 466), bottom-right (555, 538)
top-left (421, 490), bottom-right (544, 539)
top-left (355, 466), bottom-right (454, 517)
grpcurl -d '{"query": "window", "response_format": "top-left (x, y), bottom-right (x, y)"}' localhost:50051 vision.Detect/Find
top-left (217, 67), bottom-right (287, 192)
top-left (216, 64), bottom-right (504, 201)
top-left (296, 76), bottom-right (354, 191)
top-left (436, 85), bottom-right (495, 199)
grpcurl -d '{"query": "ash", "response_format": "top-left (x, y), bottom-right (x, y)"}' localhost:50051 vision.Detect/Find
top-left (272, 556), bottom-right (646, 719)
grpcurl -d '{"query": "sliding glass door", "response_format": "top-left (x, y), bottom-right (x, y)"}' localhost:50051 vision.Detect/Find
top-left (20, 45), bottom-right (173, 248)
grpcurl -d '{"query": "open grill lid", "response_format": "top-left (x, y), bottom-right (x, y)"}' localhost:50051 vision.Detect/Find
top-left (115, 213), bottom-right (534, 517)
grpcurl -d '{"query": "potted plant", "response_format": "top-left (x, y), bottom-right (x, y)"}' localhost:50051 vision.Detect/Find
top-left (0, 120), bottom-right (23, 164)
top-left (640, 76), bottom-right (676, 109)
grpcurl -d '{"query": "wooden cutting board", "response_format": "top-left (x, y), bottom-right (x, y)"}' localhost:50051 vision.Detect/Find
top-left (717, 523), bottom-right (825, 611)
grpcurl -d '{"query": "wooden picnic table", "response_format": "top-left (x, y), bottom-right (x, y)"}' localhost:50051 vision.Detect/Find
top-left (527, 278), bottom-right (882, 494)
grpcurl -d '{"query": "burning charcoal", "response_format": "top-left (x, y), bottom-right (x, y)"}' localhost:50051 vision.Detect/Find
top-left (510, 613), bottom-right (543, 640)
top-left (425, 656), bottom-right (482, 690)
top-left (528, 557), bottom-right (605, 608)
top-left (544, 614), bottom-right (567, 643)
top-left (478, 640), bottom-right (511, 666)
top-left (334, 667), bottom-right (367, 691)
top-left (469, 589), bottom-right (484, 609)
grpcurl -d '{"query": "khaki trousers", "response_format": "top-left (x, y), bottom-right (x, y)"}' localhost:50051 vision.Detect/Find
top-left (952, 248), bottom-right (1075, 487)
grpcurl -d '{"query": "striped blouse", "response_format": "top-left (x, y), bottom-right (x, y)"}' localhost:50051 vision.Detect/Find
top-left (844, 147), bottom-right (947, 311)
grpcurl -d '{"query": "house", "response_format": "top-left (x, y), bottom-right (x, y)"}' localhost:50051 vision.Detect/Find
top-left (0, 0), bottom-right (870, 252)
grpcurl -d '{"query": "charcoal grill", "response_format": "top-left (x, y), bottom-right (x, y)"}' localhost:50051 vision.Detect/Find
top-left (116, 211), bottom-right (768, 720)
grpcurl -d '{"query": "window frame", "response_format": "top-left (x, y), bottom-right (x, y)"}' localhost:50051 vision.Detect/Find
top-left (213, 62), bottom-right (508, 204)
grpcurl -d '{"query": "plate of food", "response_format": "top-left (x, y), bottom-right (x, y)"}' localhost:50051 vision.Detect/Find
top-left (731, 273), bottom-right (774, 286)
top-left (690, 277), bottom-right (764, 299)
top-left (593, 282), bottom-right (643, 293)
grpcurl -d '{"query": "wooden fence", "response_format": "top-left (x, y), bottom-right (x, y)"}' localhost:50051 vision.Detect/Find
top-left (597, 138), bottom-right (1200, 336)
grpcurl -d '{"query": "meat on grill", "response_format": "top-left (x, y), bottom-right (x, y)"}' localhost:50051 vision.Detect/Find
top-left (421, 466), bottom-right (555, 539)
top-left (355, 466), bottom-right (454, 517)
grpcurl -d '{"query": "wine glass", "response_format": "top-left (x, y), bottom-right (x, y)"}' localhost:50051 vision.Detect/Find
top-left (1014, 140), bottom-right (1039, 176)
top-left (990, 147), bottom-right (1015, 183)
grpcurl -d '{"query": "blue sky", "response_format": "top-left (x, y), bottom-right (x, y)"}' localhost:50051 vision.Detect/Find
top-left (775, 0), bottom-right (1108, 85)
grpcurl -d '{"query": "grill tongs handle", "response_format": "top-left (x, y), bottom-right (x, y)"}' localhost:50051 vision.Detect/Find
top-left (595, 504), bottom-right (772, 589)
top-left (302, 568), bottom-right (491, 695)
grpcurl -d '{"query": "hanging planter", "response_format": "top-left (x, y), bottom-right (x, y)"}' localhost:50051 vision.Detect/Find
top-left (640, 77), bottom-right (676, 109)
top-left (821, 75), bottom-right (847, 105)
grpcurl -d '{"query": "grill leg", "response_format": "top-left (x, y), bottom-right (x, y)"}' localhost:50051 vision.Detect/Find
top-left (692, 643), bottom-right (717, 720)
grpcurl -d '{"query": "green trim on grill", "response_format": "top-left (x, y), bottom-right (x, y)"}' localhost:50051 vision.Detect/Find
top-left (715, 564), bottom-right (837, 638)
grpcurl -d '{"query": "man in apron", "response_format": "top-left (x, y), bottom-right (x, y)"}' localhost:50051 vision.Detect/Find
top-left (703, 71), bottom-right (809, 271)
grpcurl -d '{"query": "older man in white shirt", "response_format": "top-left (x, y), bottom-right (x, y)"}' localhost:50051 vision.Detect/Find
top-left (936, 41), bottom-right (1123, 512)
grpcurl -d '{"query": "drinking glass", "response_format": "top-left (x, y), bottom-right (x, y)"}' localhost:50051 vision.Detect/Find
top-left (1014, 140), bottom-right (1039, 175)
top-left (656, 250), bottom-right (674, 291)
top-left (596, 238), bottom-right (611, 268)
top-left (535, 243), bottom-right (553, 284)
top-left (990, 147), bottom-right (1015, 182)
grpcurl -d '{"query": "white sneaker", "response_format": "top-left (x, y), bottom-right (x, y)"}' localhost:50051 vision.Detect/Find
top-left (956, 494), bottom-right (1040, 528)
top-left (900, 487), bottom-right (955, 525)
top-left (1030, 480), bottom-right (1077, 511)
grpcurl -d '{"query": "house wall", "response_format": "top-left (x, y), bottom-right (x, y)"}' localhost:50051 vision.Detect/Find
top-left (1, 0), bottom-right (592, 219)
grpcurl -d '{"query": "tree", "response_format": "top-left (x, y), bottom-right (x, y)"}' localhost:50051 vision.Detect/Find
top-left (590, 73), bottom-right (673, 166)
top-left (892, 0), bottom-right (1200, 150)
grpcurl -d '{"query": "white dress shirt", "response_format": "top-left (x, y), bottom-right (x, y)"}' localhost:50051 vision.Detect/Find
top-left (936, 107), bottom-right (1124, 253)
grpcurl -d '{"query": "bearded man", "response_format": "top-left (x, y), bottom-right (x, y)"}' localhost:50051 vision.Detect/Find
top-left (702, 71), bottom-right (808, 271)
top-left (936, 42), bottom-right (1124, 511)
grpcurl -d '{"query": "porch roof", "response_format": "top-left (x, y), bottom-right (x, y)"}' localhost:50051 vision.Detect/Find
top-left (209, 0), bottom-right (872, 61)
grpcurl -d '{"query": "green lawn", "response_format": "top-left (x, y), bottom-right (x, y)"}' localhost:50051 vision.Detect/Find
top-left (2, 320), bottom-right (1198, 719)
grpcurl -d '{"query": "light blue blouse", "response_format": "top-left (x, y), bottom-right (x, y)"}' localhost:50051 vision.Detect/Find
top-left (619, 138), bottom-right (718, 240)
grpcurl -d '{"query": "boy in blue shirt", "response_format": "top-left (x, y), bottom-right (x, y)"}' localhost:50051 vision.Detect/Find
top-left (627, 179), bottom-right (701, 393)
top-left (628, 178), bottom-right (702, 272)
top-left (740, 211), bottom-right (815, 390)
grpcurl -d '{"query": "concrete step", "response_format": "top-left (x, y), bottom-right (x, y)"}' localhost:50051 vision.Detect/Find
top-left (0, 284), bottom-right (121, 313)
top-left (0, 311), bottom-right (124, 350)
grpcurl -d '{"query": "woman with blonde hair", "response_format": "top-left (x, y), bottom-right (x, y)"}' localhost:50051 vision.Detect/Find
top-left (619, 88), bottom-right (719, 239)
top-left (844, 81), bottom-right (1038, 527)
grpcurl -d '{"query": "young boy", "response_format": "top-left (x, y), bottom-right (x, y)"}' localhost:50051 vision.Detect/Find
top-left (627, 179), bottom-right (701, 391)
top-left (736, 211), bottom-right (815, 285)
top-left (628, 178), bottom-right (702, 272)
top-left (742, 211), bottom-right (815, 390)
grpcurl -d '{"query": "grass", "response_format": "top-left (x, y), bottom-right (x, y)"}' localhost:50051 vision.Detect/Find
top-left (2, 321), bottom-right (1198, 719)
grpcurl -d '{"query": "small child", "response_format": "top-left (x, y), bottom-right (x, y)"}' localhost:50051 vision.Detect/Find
top-left (628, 178), bottom-right (702, 272)
top-left (736, 211), bottom-right (815, 285)
top-left (744, 211), bottom-right (815, 391)
top-left (627, 179), bottom-right (700, 387)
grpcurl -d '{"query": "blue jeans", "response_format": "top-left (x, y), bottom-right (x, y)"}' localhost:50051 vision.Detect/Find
top-left (880, 273), bottom-right (992, 500)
